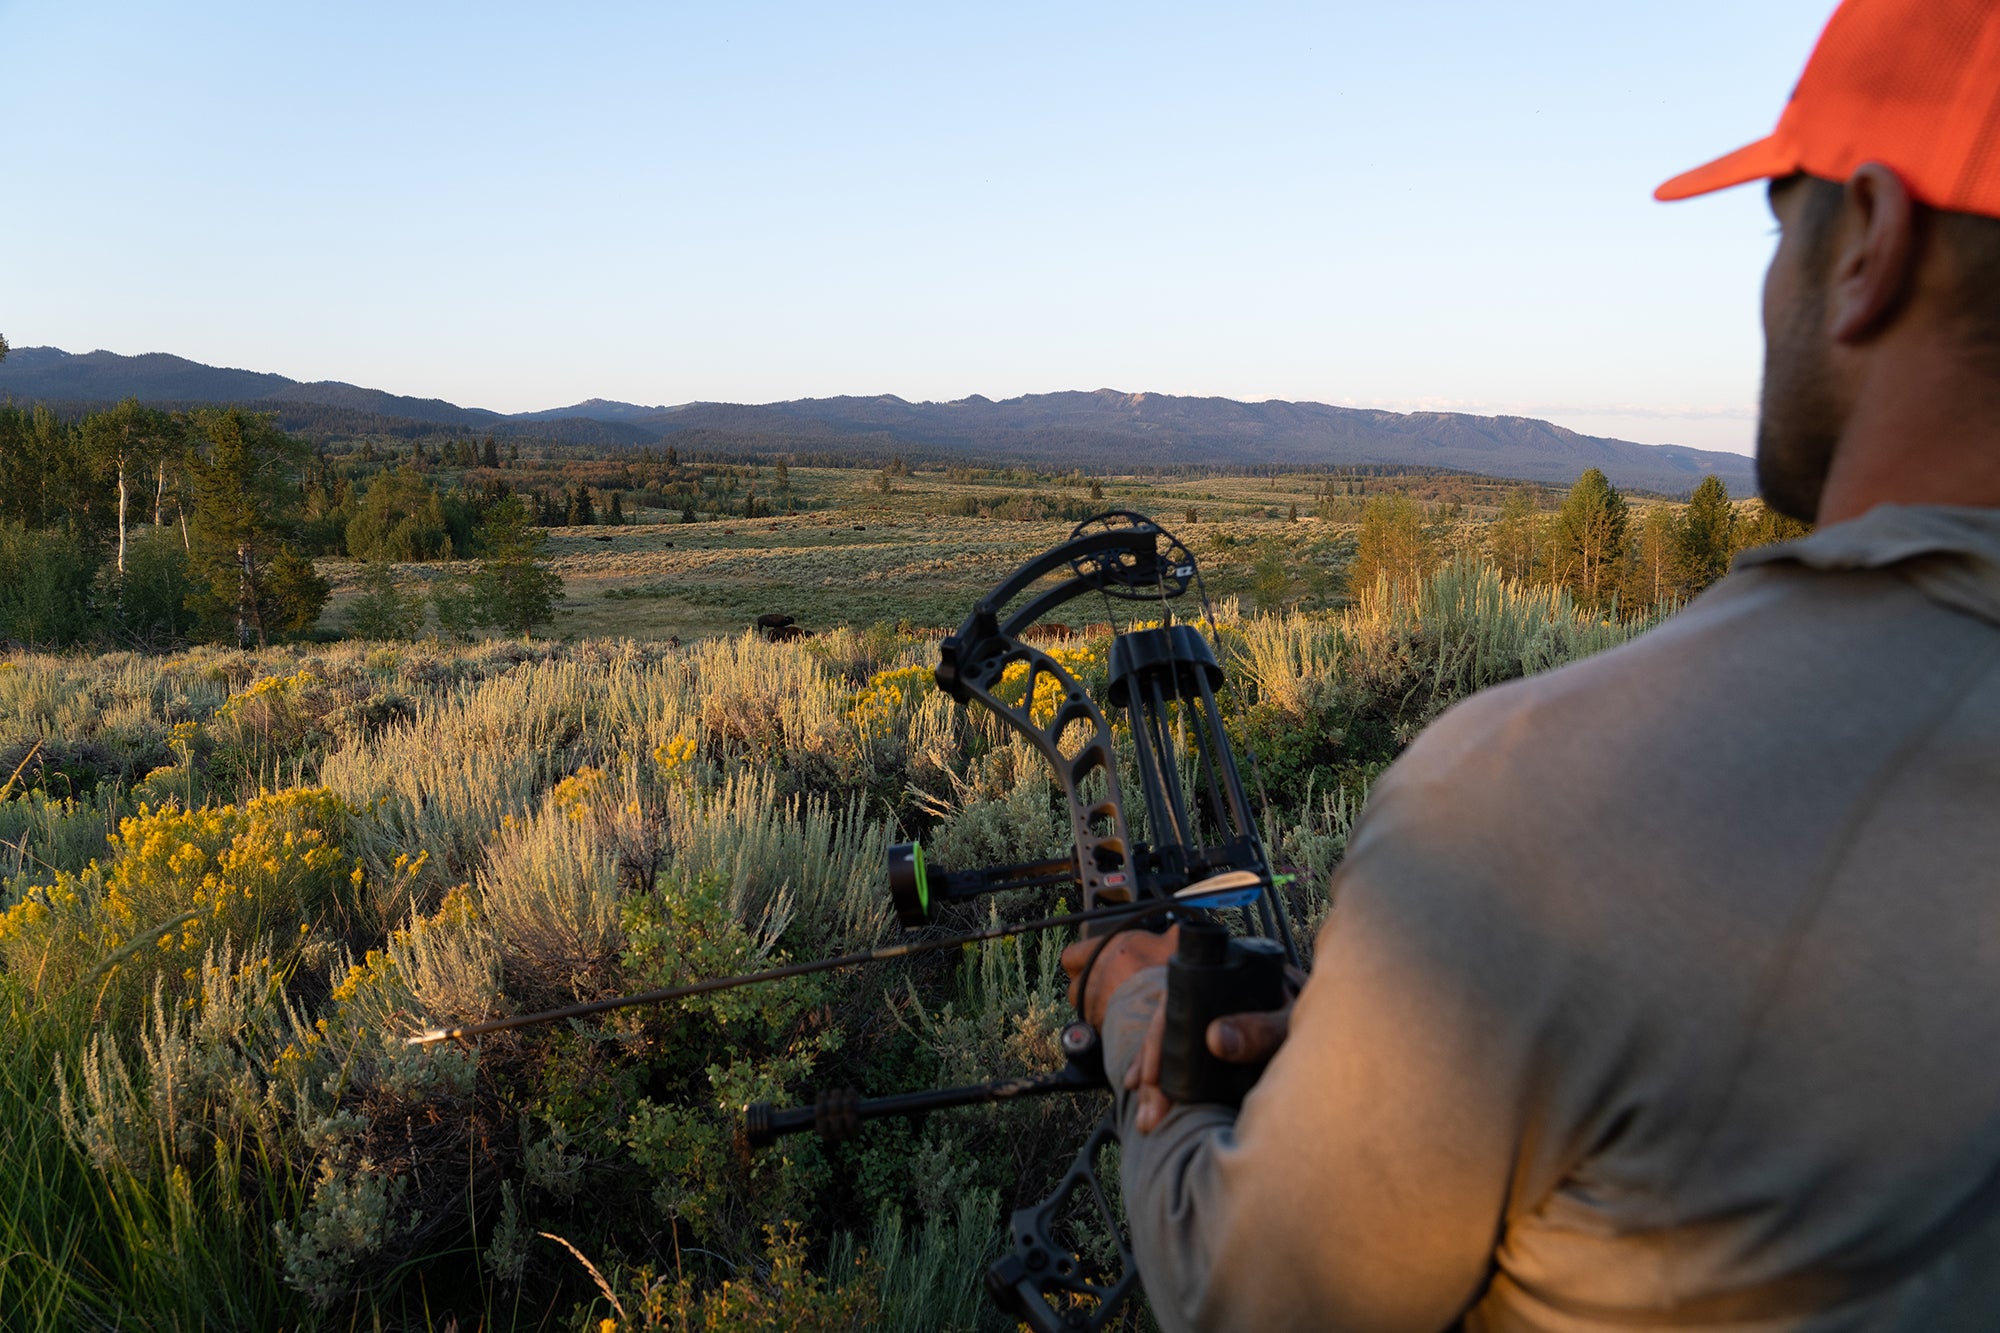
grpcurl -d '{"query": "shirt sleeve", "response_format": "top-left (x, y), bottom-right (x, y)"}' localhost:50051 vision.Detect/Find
top-left (1101, 719), bottom-right (1571, 1333)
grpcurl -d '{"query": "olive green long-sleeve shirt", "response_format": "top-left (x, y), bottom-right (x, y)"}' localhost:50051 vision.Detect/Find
top-left (1102, 503), bottom-right (2000, 1332)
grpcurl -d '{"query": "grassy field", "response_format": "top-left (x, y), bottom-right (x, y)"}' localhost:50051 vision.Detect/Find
top-left (315, 464), bottom-right (1566, 642)
top-left (0, 466), bottom-right (1672, 1331)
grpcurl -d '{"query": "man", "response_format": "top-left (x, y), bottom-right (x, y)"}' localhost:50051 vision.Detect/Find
top-left (1064, 1), bottom-right (2000, 1327)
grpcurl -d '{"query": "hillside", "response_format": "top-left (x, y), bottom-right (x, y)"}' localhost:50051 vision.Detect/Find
top-left (0, 346), bottom-right (1755, 494)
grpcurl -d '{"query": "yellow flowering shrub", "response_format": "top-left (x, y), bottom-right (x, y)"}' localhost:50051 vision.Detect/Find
top-left (844, 664), bottom-right (934, 736)
top-left (594, 1225), bottom-right (876, 1332)
top-left (0, 786), bottom-right (359, 1002)
top-left (550, 766), bottom-right (610, 822)
top-left (651, 733), bottom-right (697, 775)
top-left (995, 639), bottom-right (1108, 726)
top-left (0, 870), bottom-right (107, 997)
top-left (209, 670), bottom-right (330, 781)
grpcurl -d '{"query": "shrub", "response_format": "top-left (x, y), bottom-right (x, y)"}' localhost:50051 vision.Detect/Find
top-left (0, 564), bottom-right (1677, 1330)
top-left (0, 522), bottom-right (99, 647)
top-left (0, 788), bottom-right (361, 1007)
top-left (117, 525), bottom-right (202, 649)
top-left (345, 560), bottom-right (425, 641)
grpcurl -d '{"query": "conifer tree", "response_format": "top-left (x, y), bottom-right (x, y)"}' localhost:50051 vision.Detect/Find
top-left (1553, 468), bottom-right (1629, 612)
top-left (470, 496), bottom-right (563, 639)
top-left (1353, 492), bottom-right (1433, 597)
top-left (1675, 475), bottom-right (1735, 596)
top-left (184, 408), bottom-right (328, 646)
top-left (347, 560), bottom-right (425, 640)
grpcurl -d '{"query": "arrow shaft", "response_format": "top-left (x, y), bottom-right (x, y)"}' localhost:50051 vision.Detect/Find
top-left (409, 899), bottom-right (1165, 1045)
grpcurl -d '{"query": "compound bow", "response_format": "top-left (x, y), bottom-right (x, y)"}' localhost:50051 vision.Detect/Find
top-left (413, 510), bottom-right (1300, 1331)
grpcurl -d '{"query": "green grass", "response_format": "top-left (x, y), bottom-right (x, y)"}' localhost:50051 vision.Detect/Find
top-left (313, 460), bottom-right (1588, 640)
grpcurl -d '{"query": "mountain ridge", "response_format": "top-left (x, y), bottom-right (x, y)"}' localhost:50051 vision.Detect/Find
top-left (0, 345), bottom-right (1756, 494)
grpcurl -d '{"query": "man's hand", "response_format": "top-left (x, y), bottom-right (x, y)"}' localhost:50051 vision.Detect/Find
top-left (1061, 929), bottom-right (1297, 1134)
top-left (1123, 1000), bottom-right (1293, 1133)
top-left (1061, 928), bottom-right (1177, 1028)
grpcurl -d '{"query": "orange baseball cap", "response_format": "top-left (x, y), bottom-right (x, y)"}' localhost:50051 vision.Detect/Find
top-left (1656, 0), bottom-right (2000, 220)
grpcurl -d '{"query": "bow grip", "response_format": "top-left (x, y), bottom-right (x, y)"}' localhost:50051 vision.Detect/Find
top-left (1158, 919), bottom-right (1288, 1107)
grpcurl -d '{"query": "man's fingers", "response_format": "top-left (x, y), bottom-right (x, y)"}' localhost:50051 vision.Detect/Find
top-left (1135, 1085), bottom-right (1169, 1136)
top-left (1062, 928), bottom-right (1177, 1025)
top-left (1061, 937), bottom-right (1104, 1008)
top-left (1138, 1000), bottom-right (1165, 1087)
top-left (1207, 1006), bottom-right (1291, 1064)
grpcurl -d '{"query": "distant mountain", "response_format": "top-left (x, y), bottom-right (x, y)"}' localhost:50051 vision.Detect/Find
top-left (0, 346), bottom-right (1755, 495)
top-left (636, 391), bottom-right (1754, 494)
top-left (0, 346), bottom-right (505, 428)
top-left (512, 398), bottom-right (668, 424)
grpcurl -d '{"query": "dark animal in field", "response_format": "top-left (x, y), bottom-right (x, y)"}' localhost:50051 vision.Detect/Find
top-left (765, 624), bottom-right (814, 642)
top-left (662, 542), bottom-right (674, 548)
top-left (852, 525), bottom-right (866, 531)
top-left (592, 535), bottom-right (613, 543)
top-left (756, 613), bottom-right (796, 631)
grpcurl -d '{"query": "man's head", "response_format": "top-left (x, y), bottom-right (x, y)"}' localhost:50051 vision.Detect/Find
top-left (1658, 0), bottom-right (2000, 523)
top-left (1755, 170), bottom-right (2000, 521)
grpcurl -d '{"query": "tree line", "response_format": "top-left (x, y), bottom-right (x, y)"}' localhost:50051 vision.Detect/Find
top-left (1352, 470), bottom-right (1811, 614)
top-left (0, 400), bottom-right (330, 649)
top-left (0, 399), bottom-right (566, 649)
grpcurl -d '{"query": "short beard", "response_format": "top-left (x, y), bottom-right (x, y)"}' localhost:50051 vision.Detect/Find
top-left (1755, 275), bottom-right (1842, 523)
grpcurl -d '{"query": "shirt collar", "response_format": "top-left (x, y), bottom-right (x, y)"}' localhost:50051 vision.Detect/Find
top-left (1736, 503), bottom-right (2000, 627)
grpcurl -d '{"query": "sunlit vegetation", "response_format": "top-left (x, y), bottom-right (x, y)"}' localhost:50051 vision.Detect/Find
top-left (0, 557), bottom-right (1674, 1329)
top-left (0, 388), bottom-right (1813, 1328)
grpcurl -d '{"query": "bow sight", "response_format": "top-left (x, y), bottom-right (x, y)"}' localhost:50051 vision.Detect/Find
top-left (410, 511), bottom-right (1300, 1333)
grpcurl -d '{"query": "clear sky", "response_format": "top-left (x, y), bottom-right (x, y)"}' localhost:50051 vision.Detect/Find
top-left (1, 1), bottom-right (1839, 454)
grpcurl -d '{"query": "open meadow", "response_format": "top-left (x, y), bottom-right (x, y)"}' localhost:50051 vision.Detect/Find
top-left (310, 463), bottom-right (1582, 644)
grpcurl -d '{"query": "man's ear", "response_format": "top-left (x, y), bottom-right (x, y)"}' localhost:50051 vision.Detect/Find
top-left (1828, 162), bottom-right (1919, 344)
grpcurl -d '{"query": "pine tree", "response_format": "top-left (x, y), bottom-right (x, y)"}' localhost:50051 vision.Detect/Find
top-left (347, 560), bottom-right (424, 640)
top-left (1675, 475), bottom-right (1735, 596)
top-left (1353, 493), bottom-right (1433, 597)
top-left (1553, 469), bottom-right (1629, 613)
top-left (482, 436), bottom-right (500, 469)
top-left (184, 408), bottom-right (327, 646)
top-left (470, 496), bottom-right (563, 639)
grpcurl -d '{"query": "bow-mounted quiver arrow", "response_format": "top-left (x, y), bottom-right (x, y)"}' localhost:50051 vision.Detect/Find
top-left (748, 510), bottom-right (1301, 1332)
top-left (407, 511), bottom-right (1302, 1333)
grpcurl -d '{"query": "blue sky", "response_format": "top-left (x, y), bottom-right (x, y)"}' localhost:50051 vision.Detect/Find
top-left (1, 2), bottom-right (1837, 453)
